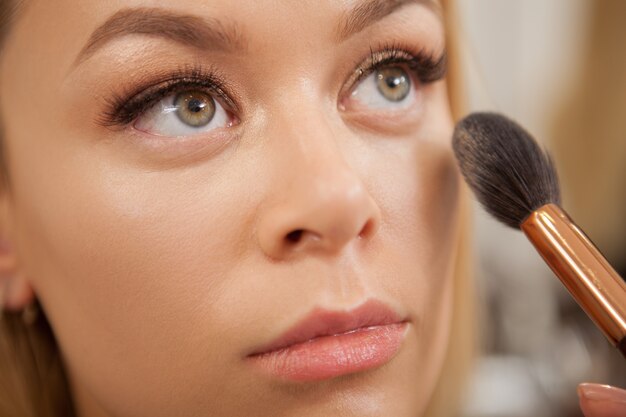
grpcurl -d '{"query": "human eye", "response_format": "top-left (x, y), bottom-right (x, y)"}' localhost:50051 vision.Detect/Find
top-left (343, 44), bottom-right (447, 113)
top-left (98, 65), bottom-right (239, 138)
top-left (133, 89), bottom-right (232, 137)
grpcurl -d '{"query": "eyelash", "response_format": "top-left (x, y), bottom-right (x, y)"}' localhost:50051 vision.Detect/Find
top-left (98, 44), bottom-right (447, 128)
top-left (352, 42), bottom-right (447, 87)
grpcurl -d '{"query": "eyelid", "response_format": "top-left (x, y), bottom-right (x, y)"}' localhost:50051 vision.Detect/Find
top-left (98, 46), bottom-right (445, 130)
top-left (97, 65), bottom-right (239, 128)
top-left (343, 44), bottom-right (447, 97)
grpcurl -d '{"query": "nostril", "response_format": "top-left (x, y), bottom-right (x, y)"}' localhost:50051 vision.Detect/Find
top-left (285, 229), bottom-right (304, 244)
top-left (358, 218), bottom-right (377, 239)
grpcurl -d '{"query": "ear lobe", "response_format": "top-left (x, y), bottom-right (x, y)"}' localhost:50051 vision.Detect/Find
top-left (2, 272), bottom-right (35, 312)
top-left (0, 192), bottom-right (35, 312)
top-left (0, 240), bottom-right (34, 311)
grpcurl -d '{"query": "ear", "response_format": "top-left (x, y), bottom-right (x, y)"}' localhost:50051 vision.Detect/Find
top-left (0, 191), bottom-right (34, 312)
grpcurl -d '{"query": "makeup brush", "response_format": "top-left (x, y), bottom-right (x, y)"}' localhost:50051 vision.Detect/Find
top-left (452, 112), bottom-right (626, 358)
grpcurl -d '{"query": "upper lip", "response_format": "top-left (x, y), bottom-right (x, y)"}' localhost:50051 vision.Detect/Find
top-left (247, 299), bottom-right (407, 356)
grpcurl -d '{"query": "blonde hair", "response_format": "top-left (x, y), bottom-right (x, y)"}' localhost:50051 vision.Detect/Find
top-left (423, 2), bottom-right (476, 415)
top-left (0, 1), bottom-right (474, 416)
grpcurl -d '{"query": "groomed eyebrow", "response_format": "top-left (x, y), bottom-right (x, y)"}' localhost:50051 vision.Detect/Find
top-left (335, 0), bottom-right (440, 42)
top-left (73, 7), bottom-right (247, 67)
top-left (73, 1), bottom-right (437, 68)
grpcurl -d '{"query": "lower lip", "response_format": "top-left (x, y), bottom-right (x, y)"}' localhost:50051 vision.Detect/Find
top-left (247, 322), bottom-right (408, 382)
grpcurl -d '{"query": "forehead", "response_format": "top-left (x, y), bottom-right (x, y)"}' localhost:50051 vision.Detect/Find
top-left (74, 0), bottom-right (438, 64)
top-left (0, 0), bottom-right (443, 103)
top-left (4, 0), bottom-right (441, 73)
top-left (15, 0), bottom-right (439, 44)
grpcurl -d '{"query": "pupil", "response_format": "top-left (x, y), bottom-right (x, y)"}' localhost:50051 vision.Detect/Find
top-left (188, 98), bottom-right (206, 113)
top-left (386, 76), bottom-right (402, 89)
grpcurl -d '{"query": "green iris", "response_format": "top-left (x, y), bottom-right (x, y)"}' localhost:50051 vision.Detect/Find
top-left (376, 67), bottom-right (411, 102)
top-left (174, 91), bottom-right (216, 127)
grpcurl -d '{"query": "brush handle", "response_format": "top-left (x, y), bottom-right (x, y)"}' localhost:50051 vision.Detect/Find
top-left (521, 204), bottom-right (626, 356)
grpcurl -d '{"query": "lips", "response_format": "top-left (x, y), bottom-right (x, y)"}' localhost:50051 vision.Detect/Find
top-left (248, 299), bottom-right (406, 354)
top-left (246, 299), bottom-right (409, 381)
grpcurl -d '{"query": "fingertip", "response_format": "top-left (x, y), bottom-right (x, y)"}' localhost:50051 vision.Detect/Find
top-left (578, 383), bottom-right (626, 417)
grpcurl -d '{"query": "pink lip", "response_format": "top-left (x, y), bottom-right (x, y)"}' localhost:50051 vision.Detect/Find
top-left (246, 299), bottom-right (409, 381)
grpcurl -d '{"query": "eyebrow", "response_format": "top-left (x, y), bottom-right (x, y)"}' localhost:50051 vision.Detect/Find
top-left (73, 1), bottom-right (437, 68)
top-left (73, 7), bottom-right (247, 67)
top-left (335, 0), bottom-right (440, 41)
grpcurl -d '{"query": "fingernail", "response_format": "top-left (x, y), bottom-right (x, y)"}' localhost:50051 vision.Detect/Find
top-left (578, 383), bottom-right (626, 404)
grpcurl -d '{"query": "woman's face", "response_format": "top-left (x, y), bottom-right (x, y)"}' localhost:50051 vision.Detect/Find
top-left (0, 0), bottom-right (460, 416)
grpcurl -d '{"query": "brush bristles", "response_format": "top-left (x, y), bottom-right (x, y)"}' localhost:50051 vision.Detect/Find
top-left (452, 112), bottom-right (561, 228)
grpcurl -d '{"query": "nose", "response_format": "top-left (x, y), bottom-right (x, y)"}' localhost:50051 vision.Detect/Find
top-left (256, 121), bottom-right (381, 260)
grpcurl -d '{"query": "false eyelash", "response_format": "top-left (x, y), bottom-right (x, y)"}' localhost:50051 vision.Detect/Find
top-left (352, 42), bottom-right (447, 87)
top-left (98, 65), bottom-right (237, 128)
top-left (98, 44), bottom-right (446, 128)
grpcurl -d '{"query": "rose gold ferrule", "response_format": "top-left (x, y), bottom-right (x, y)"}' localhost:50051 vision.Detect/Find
top-left (521, 203), bottom-right (626, 347)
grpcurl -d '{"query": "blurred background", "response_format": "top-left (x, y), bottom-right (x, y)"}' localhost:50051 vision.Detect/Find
top-left (454, 1), bottom-right (626, 416)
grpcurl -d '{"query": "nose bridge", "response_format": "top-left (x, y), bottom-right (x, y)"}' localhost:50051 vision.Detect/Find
top-left (257, 103), bottom-right (381, 259)
top-left (290, 114), bottom-right (350, 189)
top-left (270, 93), bottom-right (355, 191)
top-left (278, 99), bottom-right (366, 203)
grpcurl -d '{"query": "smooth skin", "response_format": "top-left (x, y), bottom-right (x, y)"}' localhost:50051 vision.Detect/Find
top-left (0, 0), bottom-right (623, 416)
top-left (0, 1), bottom-right (460, 416)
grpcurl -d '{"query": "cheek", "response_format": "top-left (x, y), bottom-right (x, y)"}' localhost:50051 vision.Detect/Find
top-left (5, 77), bottom-right (460, 417)
top-left (371, 92), bottom-right (459, 304)
top-left (367, 111), bottom-right (460, 410)
top-left (9, 143), bottom-right (261, 414)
